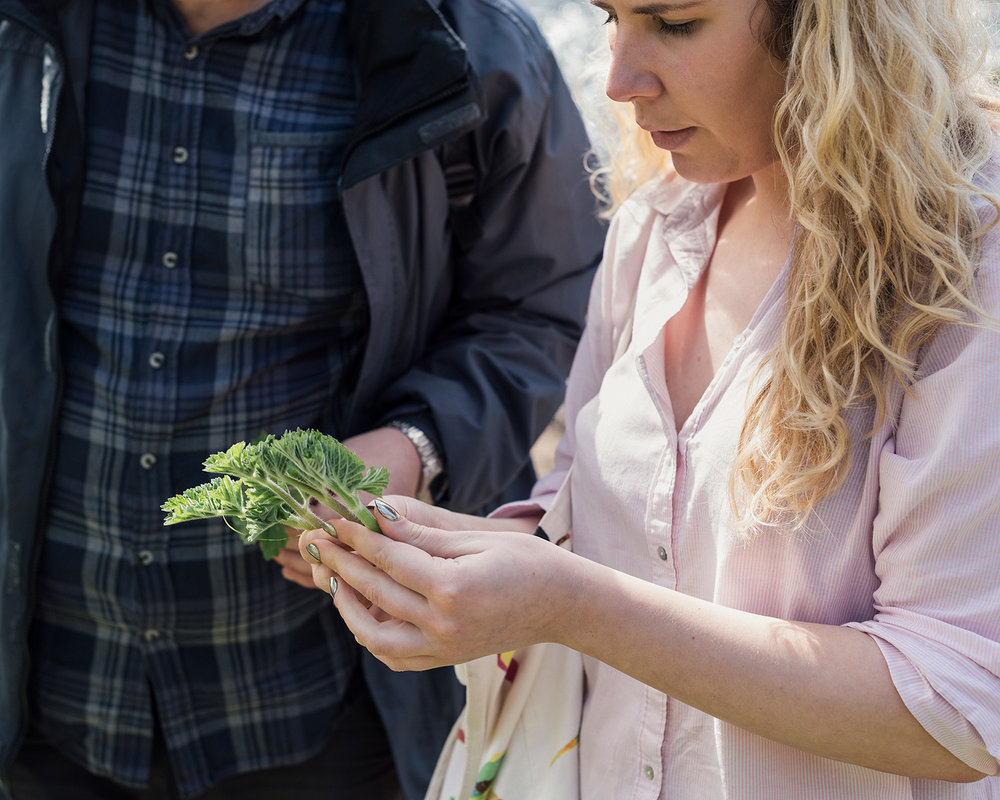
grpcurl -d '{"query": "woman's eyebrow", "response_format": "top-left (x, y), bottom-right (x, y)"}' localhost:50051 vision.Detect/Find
top-left (635, 1), bottom-right (707, 11)
top-left (590, 1), bottom-right (708, 14)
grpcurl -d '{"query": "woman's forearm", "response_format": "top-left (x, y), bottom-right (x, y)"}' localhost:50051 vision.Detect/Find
top-left (549, 555), bottom-right (987, 783)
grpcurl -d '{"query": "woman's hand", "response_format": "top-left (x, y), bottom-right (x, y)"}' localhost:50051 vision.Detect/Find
top-left (298, 496), bottom-right (564, 671)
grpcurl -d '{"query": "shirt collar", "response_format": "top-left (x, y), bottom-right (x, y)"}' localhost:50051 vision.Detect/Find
top-left (151, 0), bottom-right (316, 40)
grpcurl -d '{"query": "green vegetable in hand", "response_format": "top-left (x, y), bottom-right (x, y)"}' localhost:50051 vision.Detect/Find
top-left (161, 428), bottom-right (389, 559)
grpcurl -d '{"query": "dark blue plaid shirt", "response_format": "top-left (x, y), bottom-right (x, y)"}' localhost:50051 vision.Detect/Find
top-left (30, 1), bottom-right (369, 795)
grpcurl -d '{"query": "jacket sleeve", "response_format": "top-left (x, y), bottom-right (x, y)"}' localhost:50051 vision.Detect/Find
top-left (372, 14), bottom-right (606, 512)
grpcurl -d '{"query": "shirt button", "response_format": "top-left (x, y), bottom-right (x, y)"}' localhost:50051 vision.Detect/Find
top-left (144, 629), bottom-right (161, 642)
top-left (148, 352), bottom-right (166, 369)
top-left (656, 545), bottom-right (668, 561)
top-left (138, 550), bottom-right (155, 566)
top-left (139, 452), bottom-right (157, 470)
top-left (733, 333), bottom-right (747, 350)
top-left (162, 251), bottom-right (178, 269)
top-left (183, 44), bottom-right (199, 60)
top-left (172, 146), bottom-right (189, 164)
top-left (643, 764), bottom-right (655, 780)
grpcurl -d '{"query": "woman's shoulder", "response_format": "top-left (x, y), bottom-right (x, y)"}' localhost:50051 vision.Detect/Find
top-left (970, 132), bottom-right (1000, 214)
top-left (972, 137), bottom-right (1000, 284)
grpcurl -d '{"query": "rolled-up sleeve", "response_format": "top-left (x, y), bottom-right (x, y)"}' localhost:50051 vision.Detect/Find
top-left (845, 224), bottom-right (1000, 775)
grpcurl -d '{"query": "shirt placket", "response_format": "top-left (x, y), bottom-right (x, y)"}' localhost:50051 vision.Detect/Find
top-left (130, 32), bottom-right (206, 646)
top-left (608, 332), bottom-right (675, 799)
top-left (627, 225), bottom-right (710, 796)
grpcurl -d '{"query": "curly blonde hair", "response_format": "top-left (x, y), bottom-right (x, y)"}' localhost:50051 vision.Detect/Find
top-left (591, 0), bottom-right (1000, 531)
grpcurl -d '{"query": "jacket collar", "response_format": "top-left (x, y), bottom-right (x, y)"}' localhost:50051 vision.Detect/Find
top-left (341, 0), bottom-right (485, 189)
top-left (0, 0), bottom-right (67, 40)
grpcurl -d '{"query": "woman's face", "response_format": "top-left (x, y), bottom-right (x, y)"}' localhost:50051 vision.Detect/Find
top-left (593, 0), bottom-right (788, 186)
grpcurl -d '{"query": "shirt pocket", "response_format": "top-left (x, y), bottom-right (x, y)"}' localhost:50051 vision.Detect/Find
top-left (244, 129), bottom-right (355, 299)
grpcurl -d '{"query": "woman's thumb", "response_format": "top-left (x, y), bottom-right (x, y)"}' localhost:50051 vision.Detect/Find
top-left (370, 496), bottom-right (461, 557)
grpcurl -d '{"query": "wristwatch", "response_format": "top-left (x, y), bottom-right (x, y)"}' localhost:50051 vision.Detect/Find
top-left (388, 420), bottom-right (444, 503)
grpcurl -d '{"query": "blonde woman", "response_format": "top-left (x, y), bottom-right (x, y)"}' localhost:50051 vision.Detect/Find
top-left (300, 0), bottom-right (1000, 796)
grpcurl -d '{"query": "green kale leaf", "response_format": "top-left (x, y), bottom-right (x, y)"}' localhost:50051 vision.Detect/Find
top-left (161, 428), bottom-right (389, 559)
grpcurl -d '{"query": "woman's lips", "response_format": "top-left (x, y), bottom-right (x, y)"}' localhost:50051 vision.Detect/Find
top-left (649, 127), bottom-right (695, 150)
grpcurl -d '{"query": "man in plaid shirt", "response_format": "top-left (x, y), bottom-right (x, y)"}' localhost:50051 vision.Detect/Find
top-left (0, 0), bottom-right (604, 798)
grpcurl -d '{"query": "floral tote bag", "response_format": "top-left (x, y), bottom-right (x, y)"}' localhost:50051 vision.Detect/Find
top-left (424, 468), bottom-right (583, 800)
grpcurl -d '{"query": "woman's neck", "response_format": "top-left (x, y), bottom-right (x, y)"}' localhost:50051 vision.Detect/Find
top-left (745, 160), bottom-right (793, 229)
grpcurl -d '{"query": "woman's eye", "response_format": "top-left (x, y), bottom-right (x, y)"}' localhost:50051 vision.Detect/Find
top-left (657, 19), bottom-right (697, 36)
top-left (593, 5), bottom-right (696, 36)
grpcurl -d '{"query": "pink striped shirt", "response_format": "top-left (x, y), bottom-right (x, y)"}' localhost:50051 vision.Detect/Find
top-left (505, 162), bottom-right (1000, 798)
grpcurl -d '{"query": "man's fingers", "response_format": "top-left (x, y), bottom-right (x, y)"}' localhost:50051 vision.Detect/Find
top-left (275, 539), bottom-right (323, 589)
top-left (308, 494), bottom-right (345, 522)
top-left (281, 564), bottom-right (319, 589)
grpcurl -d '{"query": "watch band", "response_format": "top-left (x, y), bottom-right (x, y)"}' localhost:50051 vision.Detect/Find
top-left (388, 420), bottom-right (443, 503)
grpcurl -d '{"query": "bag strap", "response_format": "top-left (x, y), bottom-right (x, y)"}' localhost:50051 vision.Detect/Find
top-left (440, 133), bottom-right (482, 251)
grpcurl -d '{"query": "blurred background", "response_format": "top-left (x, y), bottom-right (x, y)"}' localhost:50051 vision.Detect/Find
top-left (521, 0), bottom-right (605, 86)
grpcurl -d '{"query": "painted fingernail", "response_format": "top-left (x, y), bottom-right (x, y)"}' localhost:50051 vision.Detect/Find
top-left (329, 576), bottom-right (338, 598)
top-left (373, 497), bottom-right (400, 521)
top-left (306, 543), bottom-right (321, 561)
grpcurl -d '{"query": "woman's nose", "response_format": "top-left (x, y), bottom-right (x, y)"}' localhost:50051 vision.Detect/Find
top-left (604, 25), bottom-right (662, 103)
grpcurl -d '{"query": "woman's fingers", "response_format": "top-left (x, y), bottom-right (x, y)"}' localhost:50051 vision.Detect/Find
top-left (330, 572), bottom-right (443, 670)
top-left (371, 494), bottom-right (469, 530)
top-left (301, 524), bottom-right (432, 625)
top-left (376, 494), bottom-right (540, 535)
top-left (300, 514), bottom-right (473, 667)
top-left (303, 538), bottom-right (448, 671)
top-left (325, 505), bottom-right (456, 598)
top-left (299, 502), bottom-right (557, 669)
